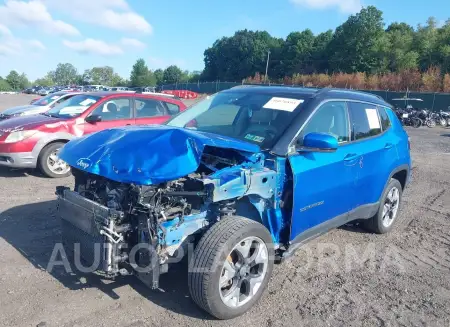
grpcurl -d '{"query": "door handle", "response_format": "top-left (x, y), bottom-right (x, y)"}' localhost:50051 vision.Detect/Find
top-left (344, 153), bottom-right (359, 161)
top-left (384, 143), bottom-right (394, 149)
top-left (126, 124), bottom-right (131, 125)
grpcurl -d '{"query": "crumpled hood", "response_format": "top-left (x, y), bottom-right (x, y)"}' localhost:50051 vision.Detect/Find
top-left (59, 125), bottom-right (261, 185)
top-left (1, 104), bottom-right (48, 116)
top-left (0, 114), bottom-right (61, 132)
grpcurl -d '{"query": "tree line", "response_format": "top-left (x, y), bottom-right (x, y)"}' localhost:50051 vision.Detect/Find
top-left (0, 60), bottom-right (201, 91)
top-left (1, 6), bottom-right (449, 92)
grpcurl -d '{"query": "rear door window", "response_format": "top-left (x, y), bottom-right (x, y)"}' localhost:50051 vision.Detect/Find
top-left (135, 98), bottom-right (167, 118)
top-left (348, 102), bottom-right (382, 141)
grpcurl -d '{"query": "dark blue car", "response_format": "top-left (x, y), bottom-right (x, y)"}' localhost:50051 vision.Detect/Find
top-left (56, 86), bottom-right (411, 319)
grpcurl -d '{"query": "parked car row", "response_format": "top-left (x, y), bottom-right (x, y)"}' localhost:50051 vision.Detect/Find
top-left (23, 85), bottom-right (159, 95)
top-left (0, 86), bottom-right (412, 319)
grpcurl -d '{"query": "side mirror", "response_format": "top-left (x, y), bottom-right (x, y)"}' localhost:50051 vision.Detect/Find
top-left (298, 132), bottom-right (338, 152)
top-left (85, 115), bottom-right (102, 123)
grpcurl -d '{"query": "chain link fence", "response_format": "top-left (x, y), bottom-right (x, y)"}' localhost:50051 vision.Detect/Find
top-left (160, 82), bottom-right (450, 111)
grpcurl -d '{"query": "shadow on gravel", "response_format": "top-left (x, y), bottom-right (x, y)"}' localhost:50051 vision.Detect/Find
top-left (0, 200), bottom-right (211, 320)
top-left (441, 134), bottom-right (450, 138)
top-left (0, 167), bottom-right (43, 178)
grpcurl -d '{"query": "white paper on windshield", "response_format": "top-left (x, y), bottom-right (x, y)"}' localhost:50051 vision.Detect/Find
top-left (263, 97), bottom-right (304, 112)
top-left (79, 98), bottom-right (97, 106)
top-left (366, 108), bottom-right (381, 129)
top-left (402, 113), bottom-right (409, 118)
top-left (59, 106), bottom-right (87, 115)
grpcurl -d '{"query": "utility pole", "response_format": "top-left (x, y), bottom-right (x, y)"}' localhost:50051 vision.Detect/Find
top-left (264, 50), bottom-right (271, 83)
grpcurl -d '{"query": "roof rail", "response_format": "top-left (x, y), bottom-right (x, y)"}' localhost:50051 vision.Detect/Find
top-left (315, 88), bottom-right (385, 101)
top-left (311, 87), bottom-right (331, 98)
top-left (231, 84), bottom-right (258, 89)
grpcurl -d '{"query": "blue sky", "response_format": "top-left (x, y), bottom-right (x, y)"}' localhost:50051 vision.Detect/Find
top-left (0, 0), bottom-right (448, 81)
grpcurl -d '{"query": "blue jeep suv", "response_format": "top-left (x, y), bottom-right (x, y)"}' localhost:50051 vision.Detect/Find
top-left (56, 86), bottom-right (411, 319)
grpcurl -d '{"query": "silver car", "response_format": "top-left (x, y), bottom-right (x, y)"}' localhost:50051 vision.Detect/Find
top-left (0, 92), bottom-right (80, 120)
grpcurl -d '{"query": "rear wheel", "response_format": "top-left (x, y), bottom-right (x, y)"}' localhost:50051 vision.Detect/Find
top-left (426, 119), bottom-right (436, 128)
top-left (363, 178), bottom-right (402, 234)
top-left (188, 216), bottom-right (274, 319)
top-left (38, 142), bottom-right (71, 178)
top-left (440, 118), bottom-right (447, 127)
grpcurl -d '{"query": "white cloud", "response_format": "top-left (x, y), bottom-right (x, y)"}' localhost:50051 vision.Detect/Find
top-left (121, 38), bottom-right (146, 48)
top-left (0, 27), bottom-right (46, 56)
top-left (63, 38), bottom-right (124, 56)
top-left (0, 0), bottom-right (80, 36)
top-left (29, 39), bottom-right (46, 50)
top-left (289, 0), bottom-right (362, 14)
top-left (44, 0), bottom-right (152, 34)
top-left (0, 24), bottom-right (13, 36)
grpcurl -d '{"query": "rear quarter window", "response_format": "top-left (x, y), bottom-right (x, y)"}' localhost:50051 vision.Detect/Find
top-left (378, 106), bottom-right (391, 131)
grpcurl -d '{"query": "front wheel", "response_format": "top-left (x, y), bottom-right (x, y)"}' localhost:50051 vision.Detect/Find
top-left (188, 216), bottom-right (274, 319)
top-left (439, 118), bottom-right (447, 127)
top-left (38, 142), bottom-right (71, 178)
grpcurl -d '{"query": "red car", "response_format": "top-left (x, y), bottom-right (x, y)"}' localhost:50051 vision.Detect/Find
top-left (0, 92), bottom-right (187, 178)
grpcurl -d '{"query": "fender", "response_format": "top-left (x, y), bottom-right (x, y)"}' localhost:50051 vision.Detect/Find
top-left (31, 132), bottom-right (76, 163)
top-left (383, 164), bottom-right (410, 194)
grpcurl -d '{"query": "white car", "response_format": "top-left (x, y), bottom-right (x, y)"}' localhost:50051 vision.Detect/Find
top-left (0, 92), bottom-right (81, 120)
top-left (38, 89), bottom-right (51, 96)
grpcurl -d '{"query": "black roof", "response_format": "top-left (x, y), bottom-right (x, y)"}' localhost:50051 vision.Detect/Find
top-left (224, 86), bottom-right (390, 107)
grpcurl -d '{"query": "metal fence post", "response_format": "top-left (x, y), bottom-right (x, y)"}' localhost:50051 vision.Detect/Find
top-left (432, 92), bottom-right (436, 111)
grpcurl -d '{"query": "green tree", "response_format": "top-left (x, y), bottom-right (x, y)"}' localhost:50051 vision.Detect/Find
top-left (310, 30), bottom-right (333, 72)
top-left (280, 29), bottom-right (316, 76)
top-left (163, 65), bottom-right (183, 84)
top-left (50, 63), bottom-right (78, 85)
top-left (6, 70), bottom-right (21, 90)
top-left (154, 69), bottom-right (164, 85)
top-left (0, 77), bottom-right (12, 91)
top-left (327, 6), bottom-right (387, 73)
top-left (434, 23), bottom-right (450, 73)
top-left (414, 17), bottom-right (439, 71)
top-left (203, 30), bottom-right (283, 81)
top-left (386, 23), bottom-right (418, 71)
top-left (130, 59), bottom-right (156, 86)
top-left (34, 74), bottom-right (54, 87)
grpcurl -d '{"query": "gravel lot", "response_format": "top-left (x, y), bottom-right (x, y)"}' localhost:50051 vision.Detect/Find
top-left (0, 94), bottom-right (450, 327)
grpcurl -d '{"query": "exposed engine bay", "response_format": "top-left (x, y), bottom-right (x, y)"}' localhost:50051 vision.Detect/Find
top-left (57, 146), bottom-right (290, 288)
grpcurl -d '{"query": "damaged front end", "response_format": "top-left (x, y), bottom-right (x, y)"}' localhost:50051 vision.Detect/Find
top-left (56, 126), bottom-right (288, 288)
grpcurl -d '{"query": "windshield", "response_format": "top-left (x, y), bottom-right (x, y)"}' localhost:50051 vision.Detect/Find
top-left (45, 94), bottom-right (102, 118)
top-left (33, 94), bottom-right (63, 106)
top-left (167, 91), bottom-right (305, 149)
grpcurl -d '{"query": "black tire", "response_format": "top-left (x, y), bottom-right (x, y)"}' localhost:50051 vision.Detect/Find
top-left (188, 216), bottom-right (274, 320)
top-left (363, 178), bottom-right (403, 234)
top-left (38, 142), bottom-right (71, 178)
top-left (412, 118), bottom-right (422, 128)
top-left (426, 119), bottom-right (436, 128)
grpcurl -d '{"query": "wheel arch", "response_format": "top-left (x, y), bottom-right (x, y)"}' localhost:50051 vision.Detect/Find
top-left (32, 133), bottom-right (75, 160)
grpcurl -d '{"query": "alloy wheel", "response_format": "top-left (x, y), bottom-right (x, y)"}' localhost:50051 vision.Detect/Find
top-left (382, 187), bottom-right (400, 228)
top-left (219, 236), bottom-right (269, 308)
